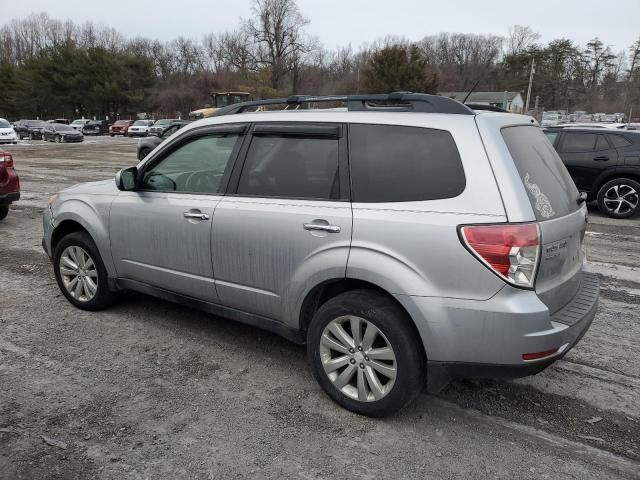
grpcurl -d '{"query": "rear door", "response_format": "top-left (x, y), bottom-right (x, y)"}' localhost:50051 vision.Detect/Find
top-left (502, 126), bottom-right (587, 314)
top-left (557, 131), bottom-right (618, 193)
top-left (211, 123), bottom-right (351, 322)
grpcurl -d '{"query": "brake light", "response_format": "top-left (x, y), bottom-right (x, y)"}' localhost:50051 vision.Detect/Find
top-left (0, 152), bottom-right (14, 168)
top-left (459, 223), bottom-right (540, 289)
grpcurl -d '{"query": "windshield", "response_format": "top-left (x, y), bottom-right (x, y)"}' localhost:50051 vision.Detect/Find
top-left (214, 94), bottom-right (247, 108)
top-left (27, 120), bottom-right (46, 127)
top-left (72, 119), bottom-right (85, 125)
top-left (0, 119), bottom-right (10, 128)
top-left (55, 124), bottom-right (74, 131)
top-left (133, 120), bottom-right (149, 126)
top-left (155, 119), bottom-right (173, 126)
top-left (114, 120), bottom-right (129, 125)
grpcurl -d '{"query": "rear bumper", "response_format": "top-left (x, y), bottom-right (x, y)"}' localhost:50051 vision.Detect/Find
top-left (396, 271), bottom-right (599, 384)
top-left (0, 191), bottom-right (20, 205)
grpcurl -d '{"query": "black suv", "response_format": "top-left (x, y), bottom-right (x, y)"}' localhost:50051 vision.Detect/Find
top-left (14, 120), bottom-right (47, 140)
top-left (544, 128), bottom-right (640, 218)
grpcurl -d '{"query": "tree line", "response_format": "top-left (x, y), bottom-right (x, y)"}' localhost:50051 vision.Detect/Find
top-left (0, 3), bottom-right (639, 120)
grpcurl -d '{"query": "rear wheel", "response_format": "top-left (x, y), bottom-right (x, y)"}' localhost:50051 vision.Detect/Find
top-left (0, 205), bottom-right (9, 221)
top-left (53, 231), bottom-right (117, 310)
top-left (597, 178), bottom-right (640, 218)
top-left (307, 289), bottom-right (425, 417)
top-left (28, 132), bottom-right (33, 140)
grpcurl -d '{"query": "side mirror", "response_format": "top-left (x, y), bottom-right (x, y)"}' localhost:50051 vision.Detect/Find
top-left (115, 166), bottom-right (138, 191)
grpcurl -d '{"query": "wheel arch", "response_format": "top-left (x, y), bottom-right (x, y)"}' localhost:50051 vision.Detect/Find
top-left (297, 277), bottom-right (427, 363)
top-left (594, 170), bottom-right (640, 195)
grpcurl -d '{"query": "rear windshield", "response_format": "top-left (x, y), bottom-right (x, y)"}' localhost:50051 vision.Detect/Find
top-left (502, 125), bottom-right (579, 221)
top-left (27, 120), bottom-right (45, 127)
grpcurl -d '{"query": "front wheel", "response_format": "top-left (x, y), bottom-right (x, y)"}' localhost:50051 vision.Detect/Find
top-left (307, 289), bottom-right (426, 417)
top-left (0, 205), bottom-right (9, 221)
top-left (597, 178), bottom-right (640, 218)
top-left (55, 135), bottom-right (61, 143)
top-left (53, 231), bottom-right (118, 310)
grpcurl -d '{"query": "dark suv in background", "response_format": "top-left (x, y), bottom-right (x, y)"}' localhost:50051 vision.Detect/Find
top-left (544, 127), bottom-right (640, 218)
top-left (15, 120), bottom-right (47, 140)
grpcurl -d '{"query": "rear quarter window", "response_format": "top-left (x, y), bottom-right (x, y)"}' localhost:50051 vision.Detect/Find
top-left (349, 124), bottom-right (465, 202)
top-left (502, 125), bottom-right (579, 221)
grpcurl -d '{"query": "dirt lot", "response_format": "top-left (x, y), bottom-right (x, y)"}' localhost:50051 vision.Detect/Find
top-left (1, 137), bottom-right (639, 479)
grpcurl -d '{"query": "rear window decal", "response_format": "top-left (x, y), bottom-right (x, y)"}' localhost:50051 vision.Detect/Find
top-left (524, 173), bottom-right (555, 218)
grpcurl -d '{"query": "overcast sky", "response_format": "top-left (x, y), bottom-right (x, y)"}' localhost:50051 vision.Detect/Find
top-left (3, 0), bottom-right (639, 52)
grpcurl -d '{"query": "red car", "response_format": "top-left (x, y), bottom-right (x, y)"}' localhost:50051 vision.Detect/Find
top-left (0, 150), bottom-right (20, 220)
top-left (109, 120), bottom-right (134, 137)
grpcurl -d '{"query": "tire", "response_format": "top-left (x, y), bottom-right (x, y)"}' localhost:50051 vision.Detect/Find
top-left (139, 147), bottom-right (151, 160)
top-left (55, 135), bottom-right (61, 143)
top-left (53, 231), bottom-right (117, 311)
top-left (597, 178), bottom-right (640, 219)
top-left (307, 289), bottom-right (426, 417)
top-left (110, 134), bottom-right (114, 137)
top-left (0, 205), bottom-right (9, 221)
top-left (28, 132), bottom-right (33, 140)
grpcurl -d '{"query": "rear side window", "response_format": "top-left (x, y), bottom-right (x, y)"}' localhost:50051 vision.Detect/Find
top-left (502, 126), bottom-right (579, 221)
top-left (608, 134), bottom-right (632, 148)
top-left (349, 124), bottom-right (465, 202)
top-left (237, 135), bottom-right (339, 200)
top-left (560, 133), bottom-right (596, 153)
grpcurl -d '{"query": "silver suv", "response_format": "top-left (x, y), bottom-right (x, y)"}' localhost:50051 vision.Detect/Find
top-left (43, 94), bottom-right (599, 417)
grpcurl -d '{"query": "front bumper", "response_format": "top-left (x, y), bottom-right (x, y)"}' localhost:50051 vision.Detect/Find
top-left (0, 191), bottom-right (20, 205)
top-left (396, 271), bottom-right (599, 385)
top-left (0, 136), bottom-right (17, 143)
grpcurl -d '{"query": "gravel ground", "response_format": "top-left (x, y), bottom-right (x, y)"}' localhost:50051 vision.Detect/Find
top-left (1, 137), bottom-right (639, 480)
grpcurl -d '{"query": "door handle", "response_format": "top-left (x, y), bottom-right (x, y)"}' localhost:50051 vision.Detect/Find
top-left (303, 223), bottom-right (341, 233)
top-left (594, 156), bottom-right (609, 161)
top-left (183, 211), bottom-right (210, 220)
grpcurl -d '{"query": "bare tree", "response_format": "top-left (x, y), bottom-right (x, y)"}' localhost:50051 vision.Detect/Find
top-left (242, 0), bottom-right (309, 90)
top-left (507, 25), bottom-right (541, 56)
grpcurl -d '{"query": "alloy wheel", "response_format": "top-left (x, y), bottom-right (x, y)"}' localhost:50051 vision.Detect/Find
top-left (59, 246), bottom-right (98, 302)
top-left (603, 184), bottom-right (639, 215)
top-left (319, 315), bottom-right (397, 402)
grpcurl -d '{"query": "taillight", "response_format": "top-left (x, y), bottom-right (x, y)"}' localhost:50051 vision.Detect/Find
top-left (0, 152), bottom-right (14, 168)
top-left (459, 223), bottom-right (540, 289)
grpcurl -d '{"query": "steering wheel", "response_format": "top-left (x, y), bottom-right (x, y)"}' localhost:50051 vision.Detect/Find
top-left (183, 171), bottom-right (219, 193)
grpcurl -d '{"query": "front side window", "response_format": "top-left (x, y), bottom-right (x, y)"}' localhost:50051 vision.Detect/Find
top-left (237, 134), bottom-right (340, 200)
top-left (141, 134), bottom-right (240, 194)
top-left (161, 125), bottom-right (181, 138)
top-left (560, 133), bottom-right (597, 153)
top-left (349, 124), bottom-right (465, 202)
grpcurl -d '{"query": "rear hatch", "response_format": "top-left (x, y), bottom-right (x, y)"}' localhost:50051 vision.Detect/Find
top-left (501, 125), bottom-right (586, 314)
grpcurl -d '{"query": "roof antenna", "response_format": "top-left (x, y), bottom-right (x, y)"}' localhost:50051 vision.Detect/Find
top-left (462, 79), bottom-right (481, 104)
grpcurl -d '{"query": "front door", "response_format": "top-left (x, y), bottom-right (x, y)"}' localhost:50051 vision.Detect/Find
top-left (110, 126), bottom-right (246, 302)
top-left (212, 123), bottom-right (352, 322)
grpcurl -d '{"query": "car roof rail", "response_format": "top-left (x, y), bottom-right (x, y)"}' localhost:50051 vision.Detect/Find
top-left (212, 92), bottom-right (475, 117)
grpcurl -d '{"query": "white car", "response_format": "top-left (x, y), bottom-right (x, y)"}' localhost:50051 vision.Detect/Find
top-left (70, 119), bottom-right (91, 131)
top-left (127, 120), bottom-right (155, 137)
top-left (0, 118), bottom-right (18, 144)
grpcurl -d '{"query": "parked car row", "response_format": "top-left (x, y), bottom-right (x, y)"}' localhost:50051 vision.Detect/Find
top-left (6, 118), bottom-right (183, 139)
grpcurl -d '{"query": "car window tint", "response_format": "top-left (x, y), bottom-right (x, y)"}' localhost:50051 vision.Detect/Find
top-left (561, 133), bottom-right (597, 153)
top-left (161, 125), bottom-right (180, 138)
top-left (502, 125), bottom-right (579, 221)
top-left (237, 134), bottom-right (339, 200)
top-left (142, 135), bottom-right (239, 194)
top-left (595, 135), bottom-right (609, 151)
top-left (544, 131), bottom-right (559, 145)
top-left (608, 134), bottom-right (632, 148)
top-left (349, 124), bottom-right (465, 203)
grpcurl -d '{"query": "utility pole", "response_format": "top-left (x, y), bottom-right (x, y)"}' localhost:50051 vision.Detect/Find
top-left (525, 57), bottom-right (536, 113)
